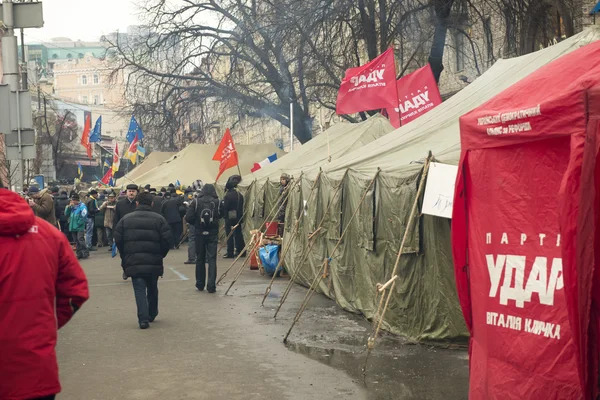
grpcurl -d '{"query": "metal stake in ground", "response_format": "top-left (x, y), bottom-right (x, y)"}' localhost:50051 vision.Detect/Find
top-left (261, 172), bottom-right (321, 306)
top-left (217, 176), bottom-right (301, 284)
top-left (362, 155), bottom-right (432, 378)
top-left (283, 170), bottom-right (380, 344)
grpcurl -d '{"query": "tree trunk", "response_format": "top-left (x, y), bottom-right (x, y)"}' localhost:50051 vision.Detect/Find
top-left (290, 103), bottom-right (312, 144)
top-left (428, 0), bottom-right (455, 83)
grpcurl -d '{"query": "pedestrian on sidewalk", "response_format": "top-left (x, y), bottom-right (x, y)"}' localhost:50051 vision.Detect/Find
top-left (95, 193), bottom-right (106, 247)
top-left (114, 192), bottom-right (172, 329)
top-left (55, 190), bottom-right (71, 239)
top-left (161, 189), bottom-right (185, 248)
top-left (223, 175), bottom-right (246, 258)
top-left (65, 193), bottom-right (89, 259)
top-left (0, 181), bottom-right (89, 400)
top-left (114, 184), bottom-right (139, 229)
top-left (186, 184), bottom-right (223, 293)
top-left (99, 191), bottom-right (117, 250)
top-left (28, 186), bottom-right (57, 227)
top-left (85, 189), bottom-right (99, 250)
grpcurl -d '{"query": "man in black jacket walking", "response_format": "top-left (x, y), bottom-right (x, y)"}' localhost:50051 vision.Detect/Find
top-left (113, 184), bottom-right (139, 229)
top-left (223, 175), bottom-right (245, 258)
top-left (114, 192), bottom-right (173, 329)
top-left (161, 190), bottom-right (185, 248)
top-left (186, 184), bottom-right (222, 293)
top-left (55, 190), bottom-right (70, 238)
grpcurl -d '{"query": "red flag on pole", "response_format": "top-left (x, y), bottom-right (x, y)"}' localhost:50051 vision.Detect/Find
top-left (212, 128), bottom-right (239, 181)
top-left (335, 48), bottom-right (398, 115)
top-left (80, 113), bottom-right (92, 159)
top-left (386, 64), bottom-right (442, 128)
top-left (100, 168), bottom-right (113, 185)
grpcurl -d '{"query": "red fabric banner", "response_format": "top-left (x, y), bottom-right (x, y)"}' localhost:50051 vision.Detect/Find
top-left (100, 168), bottom-right (113, 185)
top-left (212, 128), bottom-right (238, 181)
top-left (452, 40), bottom-right (600, 399)
top-left (80, 113), bottom-right (92, 159)
top-left (387, 64), bottom-right (442, 128)
top-left (336, 48), bottom-right (398, 115)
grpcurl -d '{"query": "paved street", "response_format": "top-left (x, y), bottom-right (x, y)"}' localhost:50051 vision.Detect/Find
top-left (56, 246), bottom-right (468, 399)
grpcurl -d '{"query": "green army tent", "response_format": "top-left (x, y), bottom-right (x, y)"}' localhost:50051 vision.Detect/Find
top-left (239, 27), bottom-right (600, 343)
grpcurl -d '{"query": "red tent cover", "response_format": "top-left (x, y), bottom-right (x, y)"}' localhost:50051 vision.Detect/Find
top-left (452, 40), bottom-right (600, 399)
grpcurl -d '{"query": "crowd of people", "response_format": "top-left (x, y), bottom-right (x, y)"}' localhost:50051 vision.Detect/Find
top-left (17, 175), bottom-right (251, 324)
top-left (0, 172), bottom-right (291, 399)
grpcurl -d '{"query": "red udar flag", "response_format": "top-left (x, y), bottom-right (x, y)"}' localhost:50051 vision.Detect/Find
top-left (212, 128), bottom-right (239, 181)
top-left (80, 112), bottom-right (92, 159)
top-left (336, 48), bottom-right (398, 115)
top-left (387, 64), bottom-right (442, 128)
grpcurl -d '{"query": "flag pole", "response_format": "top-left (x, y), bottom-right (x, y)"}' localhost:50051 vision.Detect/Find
top-left (290, 102), bottom-right (294, 151)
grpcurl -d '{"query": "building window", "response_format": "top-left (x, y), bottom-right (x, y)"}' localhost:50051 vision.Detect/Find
top-left (82, 96), bottom-right (88, 104)
top-left (52, 54), bottom-right (58, 59)
top-left (454, 31), bottom-right (465, 72)
top-left (78, 53), bottom-right (84, 59)
top-left (93, 74), bottom-right (99, 84)
top-left (67, 53), bottom-right (72, 59)
top-left (93, 95), bottom-right (99, 105)
top-left (82, 75), bottom-right (87, 85)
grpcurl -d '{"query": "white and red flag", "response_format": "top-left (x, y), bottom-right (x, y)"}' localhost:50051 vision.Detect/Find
top-left (336, 48), bottom-right (398, 115)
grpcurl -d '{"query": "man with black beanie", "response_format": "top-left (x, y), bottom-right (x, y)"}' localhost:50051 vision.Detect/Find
top-left (115, 192), bottom-right (172, 329)
top-left (186, 184), bottom-right (223, 293)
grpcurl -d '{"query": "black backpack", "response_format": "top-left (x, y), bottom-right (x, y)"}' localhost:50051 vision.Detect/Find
top-left (196, 198), bottom-right (215, 227)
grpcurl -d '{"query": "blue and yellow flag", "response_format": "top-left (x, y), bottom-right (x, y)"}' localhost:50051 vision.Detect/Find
top-left (77, 163), bottom-right (83, 179)
top-left (137, 146), bottom-right (146, 158)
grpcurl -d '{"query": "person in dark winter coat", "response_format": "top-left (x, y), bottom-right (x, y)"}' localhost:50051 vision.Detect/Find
top-left (114, 192), bottom-right (172, 329)
top-left (0, 184), bottom-right (89, 400)
top-left (113, 184), bottom-right (139, 229)
top-left (186, 184), bottom-right (223, 293)
top-left (223, 175), bottom-right (246, 258)
top-left (161, 191), bottom-right (185, 248)
top-left (95, 194), bottom-right (106, 247)
top-left (55, 190), bottom-right (70, 238)
top-left (151, 191), bottom-right (163, 214)
top-left (85, 190), bottom-right (99, 250)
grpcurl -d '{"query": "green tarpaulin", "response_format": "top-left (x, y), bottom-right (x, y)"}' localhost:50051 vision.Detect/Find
top-left (237, 27), bottom-right (600, 342)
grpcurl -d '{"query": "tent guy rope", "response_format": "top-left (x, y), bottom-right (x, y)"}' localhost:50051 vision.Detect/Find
top-left (219, 175), bottom-right (303, 291)
top-left (272, 170), bottom-right (348, 319)
top-left (261, 171), bottom-right (322, 306)
top-left (283, 169), bottom-right (381, 344)
top-left (362, 153), bottom-right (432, 378)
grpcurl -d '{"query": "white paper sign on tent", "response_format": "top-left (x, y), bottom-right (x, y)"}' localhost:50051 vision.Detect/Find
top-left (422, 162), bottom-right (459, 219)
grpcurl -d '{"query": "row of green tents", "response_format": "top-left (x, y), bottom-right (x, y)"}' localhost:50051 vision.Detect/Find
top-left (237, 27), bottom-right (600, 342)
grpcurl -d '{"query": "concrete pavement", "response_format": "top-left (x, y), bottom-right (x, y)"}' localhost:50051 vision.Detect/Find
top-left (56, 245), bottom-right (468, 399)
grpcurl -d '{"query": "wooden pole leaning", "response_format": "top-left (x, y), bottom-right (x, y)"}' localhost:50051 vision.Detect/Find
top-left (362, 155), bottom-right (432, 377)
top-left (216, 177), bottom-right (294, 284)
top-left (272, 171), bottom-right (347, 319)
top-left (283, 169), bottom-right (380, 344)
top-left (219, 175), bottom-right (303, 288)
top-left (261, 172), bottom-right (322, 306)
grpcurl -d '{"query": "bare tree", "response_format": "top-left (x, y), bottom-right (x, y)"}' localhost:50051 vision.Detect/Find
top-left (107, 0), bottom-right (446, 146)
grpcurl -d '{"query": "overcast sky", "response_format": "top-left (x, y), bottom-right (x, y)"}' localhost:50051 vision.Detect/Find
top-left (24, 0), bottom-right (141, 43)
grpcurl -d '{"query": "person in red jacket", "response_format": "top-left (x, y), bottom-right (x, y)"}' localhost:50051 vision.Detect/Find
top-left (0, 180), bottom-right (89, 400)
